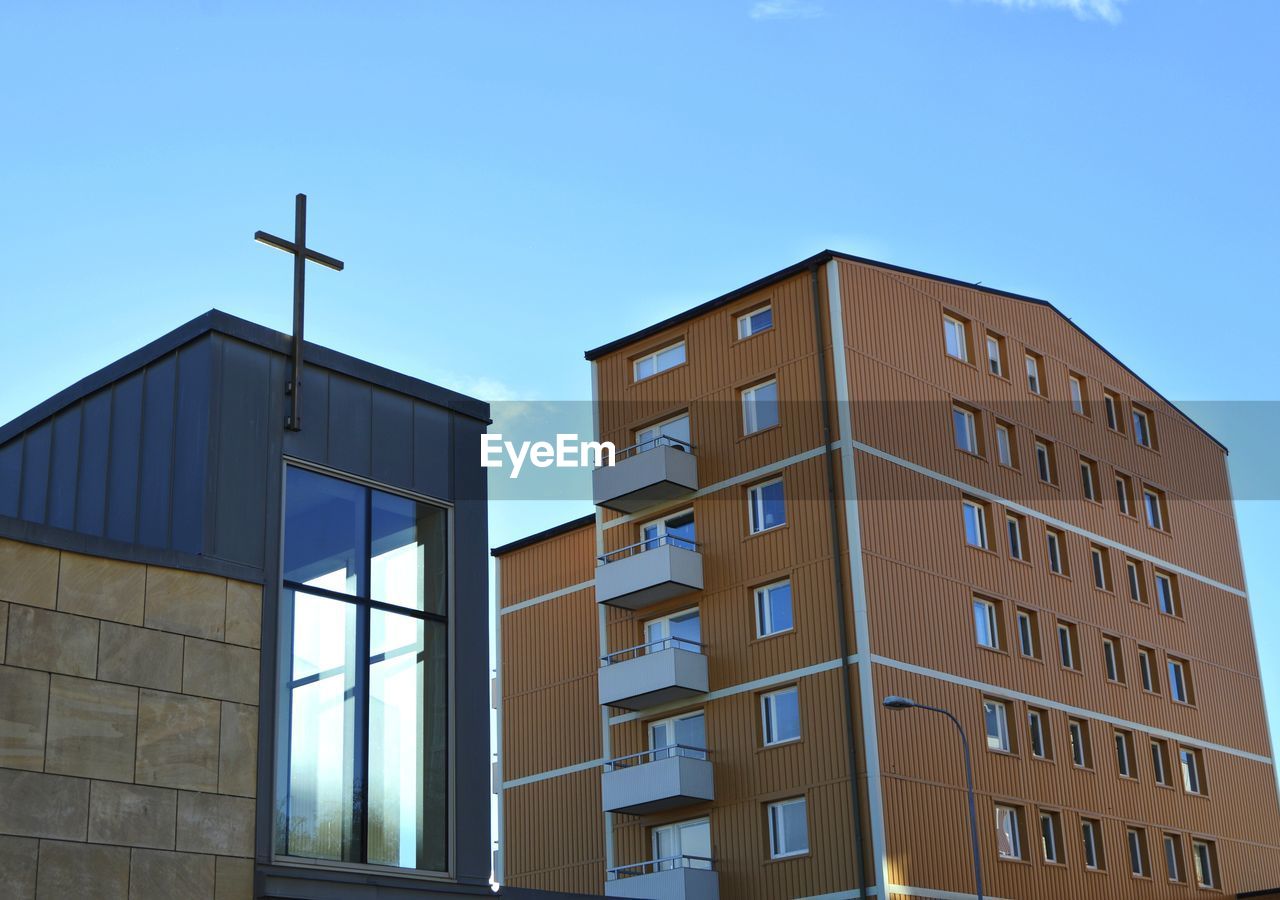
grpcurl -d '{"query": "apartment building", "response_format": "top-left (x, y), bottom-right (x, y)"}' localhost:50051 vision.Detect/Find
top-left (494, 251), bottom-right (1280, 899)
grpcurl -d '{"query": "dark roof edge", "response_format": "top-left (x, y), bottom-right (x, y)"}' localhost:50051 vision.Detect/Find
top-left (0, 514), bottom-right (265, 583)
top-left (0, 309), bottom-right (491, 446)
top-left (582, 250), bottom-right (1227, 454)
top-left (491, 513), bottom-right (596, 557)
top-left (1237, 889), bottom-right (1280, 898)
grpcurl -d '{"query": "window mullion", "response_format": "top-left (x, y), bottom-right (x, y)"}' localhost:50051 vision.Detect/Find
top-left (354, 488), bottom-right (373, 864)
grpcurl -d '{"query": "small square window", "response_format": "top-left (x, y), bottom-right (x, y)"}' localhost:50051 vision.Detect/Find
top-left (1132, 404), bottom-right (1157, 449)
top-left (1025, 351), bottom-right (1045, 396)
top-left (1154, 571), bottom-right (1181, 617)
top-left (1116, 472), bottom-right (1136, 517)
top-left (1006, 513), bottom-right (1027, 561)
top-left (761, 687), bottom-right (801, 746)
top-left (767, 797), bottom-right (809, 859)
top-left (1027, 708), bottom-right (1051, 760)
top-left (1057, 622), bottom-right (1080, 671)
top-left (1090, 544), bottom-right (1111, 591)
top-left (1080, 457), bottom-right (1099, 502)
top-left (973, 596), bottom-right (1002, 651)
top-left (1046, 527), bottom-right (1068, 576)
top-left (1151, 739), bottom-right (1172, 787)
top-left (755, 580), bottom-right (793, 637)
top-left (1168, 657), bottom-right (1194, 705)
top-left (1138, 647), bottom-right (1160, 694)
top-left (1034, 439), bottom-right (1057, 485)
top-left (1069, 373), bottom-right (1088, 416)
top-left (984, 698), bottom-right (1012, 752)
top-left (1103, 636), bottom-right (1125, 684)
top-left (943, 313), bottom-right (971, 362)
top-left (737, 304), bottom-right (773, 339)
top-left (1179, 746), bottom-right (1206, 795)
top-left (1143, 486), bottom-right (1168, 531)
top-left (742, 379), bottom-right (780, 435)
top-left (952, 404), bottom-right (982, 456)
top-left (995, 804), bottom-right (1025, 860)
top-left (1115, 729), bottom-right (1137, 779)
top-left (962, 498), bottom-right (989, 550)
top-left (1015, 608), bottom-right (1040, 659)
top-left (994, 420), bottom-right (1017, 468)
top-left (748, 478), bottom-right (786, 534)
top-left (1104, 391), bottom-right (1125, 433)
top-left (985, 332), bottom-right (1006, 376)
top-left (1068, 717), bottom-right (1092, 768)
top-left (1125, 558), bottom-right (1146, 604)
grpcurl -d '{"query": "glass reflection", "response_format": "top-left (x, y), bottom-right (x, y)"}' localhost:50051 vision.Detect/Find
top-left (283, 467), bottom-right (366, 595)
top-left (370, 490), bottom-right (447, 615)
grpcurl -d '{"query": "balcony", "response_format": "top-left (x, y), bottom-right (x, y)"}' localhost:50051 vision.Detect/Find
top-left (605, 857), bottom-right (718, 900)
top-left (601, 746), bottom-right (714, 815)
top-left (598, 638), bottom-right (708, 710)
top-left (596, 536), bottom-right (703, 610)
top-left (594, 437), bottom-right (698, 514)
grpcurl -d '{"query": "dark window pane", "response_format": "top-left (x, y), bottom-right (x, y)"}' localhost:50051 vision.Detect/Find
top-left (371, 490), bottom-right (448, 615)
top-left (284, 467), bottom-right (367, 595)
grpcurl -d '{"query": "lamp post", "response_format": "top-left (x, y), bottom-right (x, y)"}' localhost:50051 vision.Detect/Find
top-left (882, 695), bottom-right (984, 900)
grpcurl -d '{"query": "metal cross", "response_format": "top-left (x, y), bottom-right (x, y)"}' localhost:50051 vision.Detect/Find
top-left (255, 193), bottom-right (344, 431)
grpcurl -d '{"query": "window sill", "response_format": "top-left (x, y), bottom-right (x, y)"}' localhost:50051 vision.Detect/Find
top-left (977, 644), bottom-right (1009, 657)
top-left (746, 522), bottom-right (789, 541)
top-left (739, 422), bottom-right (782, 443)
top-left (763, 850), bottom-right (812, 866)
top-left (997, 855), bottom-right (1033, 867)
top-left (759, 736), bottom-right (803, 753)
top-left (752, 627), bottom-right (796, 644)
top-left (967, 544), bottom-right (999, 557)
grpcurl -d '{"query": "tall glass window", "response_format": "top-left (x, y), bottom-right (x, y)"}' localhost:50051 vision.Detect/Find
top-left (275, 465), bottom-right (449, 872)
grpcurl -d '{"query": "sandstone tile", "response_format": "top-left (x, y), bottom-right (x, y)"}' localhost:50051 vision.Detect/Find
top-left (5, 605), bottom-right (98, 678)
top-left (182, 638), bottom-right (259, 705)
top-left (213, 855), bottom-right (253, 900)
top-left (57, 552), bottom-right (145, 625)
top-left (136, 690), bottom-right (220, 792)
top-left (223, 581), bottom-right (261, 649)
top-left (129, 849), bottom-right (215, 900)
top-left (0, 769), bottom-right (88, 840)
top-left (175, 792), bottom-right (255, 857)
top-left (88, 781), bottom-right (177, 850)
top-left (98, 621), bottom-right (183, 691)
top-left (0, 539), bottom-right (59, 610)
top-left (218, 702), bottom-right (257, 798)
top-left (145, 568), bottom-right (226, 641)
top-left (0, 665), bottom-right (49, 771)
top-left (0, 835), bottom-right (38, 900)
top-left (45, 675), bottom-right (138, 782)
top-left (36, 840), bottom-right (128, 900)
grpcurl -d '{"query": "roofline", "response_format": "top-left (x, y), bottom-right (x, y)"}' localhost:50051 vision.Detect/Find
top-left (491, 513), bottom-right (596, 557)
top-left (582, 250), bottom-right (1227, 453)
top-left (0, 309), bottom-right (491, 446)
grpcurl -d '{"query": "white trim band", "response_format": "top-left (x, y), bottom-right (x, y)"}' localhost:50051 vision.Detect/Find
top-left (500, 579), bottom-right (595, 616)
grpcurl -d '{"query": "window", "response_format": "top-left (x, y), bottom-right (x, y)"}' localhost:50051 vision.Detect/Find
top-left (1090, 545), bottom-right (1111, 591)
top-left (1068, 717), bottom-right (1091, 768)
top-left (984, 698), bottom-right (1011, 752)
top-left (1164, 834), bottom-right (1184, 882)
top-left (1006, 513), bottom-right (1027, 561)
top-left (973, 597), bottom-right (1001, 651)
top-left (649, 711), bottom-right (707, 761)
top-left (276, 466), bottom-right (449, 870)
top-left (767, 797), bottom-right (809, 859)
top-left (1143, 486), bottom-right (1168, 531)
top-left (645, 608), bottom-right (701, 654)
top-left (635, 412), bottom-right (691, 453)
top-left (1125, 558), bottom-right (1146, 604)
top-left (1016, 608), bottom-right (1040, 659)
top-left (633, 340), bottom-right (686, 381)
top-left (1168, 657), bottom-right (1193, 705)
top-left (1104, 391), bottom-right (1124, 432)
top-left (748, 478), bottom-right (786, 534)
top-left (994, 420), bottom-right (1016, 468)
top-left (986, 333), bottom-right (1006, 376)
top-left (651, 818), bottom-right (711, 871)
top-left (943, 313), bottom-right (970, 361)
top-left (1115, 729), bottom-right (1136, 779)
top-left (1039, 810), bottom-right (1064, 864)
top-left (1103, 636), bottom-right (1125, 684)
top-left (1179, 747), bottom-right (1205, 795)
top-left (1138, 647), bottom-right (1159, 694)
top-left (737, 304), bottom-right (773, 339)
top-left (1192, 839), bottom-right (1218, 889)
top-left (1132, 404), bottom-right (1156, 449)
top-left (995, 804), bottom-right (1024, 860)
top-left (1127, 827), bottom-right (1150, 877)
top-left (1079, 457), bottom-right (1098, 501)
top-left (1027, 708), bottom-right (1051, 759)
top-left (1057, 622), bottom-right (1079, 671)
top-left (1081, 819), bottom-right (1104, 870)
top-left (761, 687), bottom-right (801, 746)
top-left (1154, 571), bottom-right (1180, 617)
top-left (1069, 374), bottom-right (1087, 415)
top-left (962, 498), bottom-right (989, 550)
top-left (742, 379), bottom-right (780, 434)
top-left (1046, 528), bottom-right (1067, 575)
top-left (952, 404), bottom-right (982, 455)
top-left (754, 580), bottom-right (793, 638)
top-left (1025, 352), bottom-right (1044, 395)
top-left (1116, 473), bottom-right (1135, 517)
top-left (1151, 740), bottom-right (1172, 787)
top-left (1034, 439), bottom-right (1057, 485)
top-left (641, 509), bottom-right (696, 552)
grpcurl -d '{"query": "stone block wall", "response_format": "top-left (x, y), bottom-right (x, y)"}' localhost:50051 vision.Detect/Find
top-left (0, 538), bottom-right (262, 900)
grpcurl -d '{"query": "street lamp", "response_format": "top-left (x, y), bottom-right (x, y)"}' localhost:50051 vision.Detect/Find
top-left (882, 696), bottom-right (985, 900)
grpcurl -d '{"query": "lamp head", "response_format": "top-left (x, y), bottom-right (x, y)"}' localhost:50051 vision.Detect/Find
top-left (882, 695), bottom-right (917, 710)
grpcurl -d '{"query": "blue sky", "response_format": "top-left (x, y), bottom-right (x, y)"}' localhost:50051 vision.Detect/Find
top-left (1, 0), bottom-right (1278, 773)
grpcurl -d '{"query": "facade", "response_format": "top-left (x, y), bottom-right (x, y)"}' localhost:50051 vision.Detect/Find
top-left (494, 252), bottom-right (1280, 899)
top-left (0, 310), bottom-right (582, 899)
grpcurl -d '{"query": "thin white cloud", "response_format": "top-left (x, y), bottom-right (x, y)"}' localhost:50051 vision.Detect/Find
top-left (749, 0), bottom-right (824, 21)
top-left (965, 0), bottom-right (1127, 24)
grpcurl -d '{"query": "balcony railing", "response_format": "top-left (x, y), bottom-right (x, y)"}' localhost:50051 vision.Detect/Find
top-left (613, 434), bottom-right (695, 462)
top-left (601, 745), bottom-right (714, 814)
top-left (605, 856), bottom-right (719, 900)
top-left (601, 636), bottom-right (704, 666)
top-left (604, 744), bottom-right (710, 771)
top-left (595, 535), bottom-right (704, 610)
top-left (593, 437), bottom-right (699, 514)
top-left (607, 856), bottom-right (715, 880)
top-left (598, 533), bottom-right (698, 564)
top-left (598, 638), bottom-right (709, 710)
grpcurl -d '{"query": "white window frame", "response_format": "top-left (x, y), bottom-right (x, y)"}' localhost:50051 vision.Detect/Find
top-left (1180, 747), bottom-right (1203, 795)
top-left (1116, 475), bottom-right (1132, 516)
top-left (1126, 560), bottom-right (1143, 603)
top-left (1028, 709), bottom-right (1047, 759)
top-left (1103, 638), bottom-right (1120, 682)
top-left (754, 580), bottom-right (793, 638)
top-left (1057, 623), bottom-right (1076, 670)
top-left (1046, 529), bottom-right (1064, 575)
top-left (995, 422), bottom-right (1013, 467)
top-left (1168, 659), bottom-right (1190, 704)
top-left (640, 508), bottom-right (695, 552)
top-left (741, 379), bottom-right (779, 435)
top-left (747, 477), bottom-right (786, 534)
top-left (1133, 407), bottom-right (1153, 448)
top-left (644, 608), bottom-right (701, 654)
top-left (766, 797), bottom-right (809, 859)
top-left (973, 598), bottom-right (999, 650)
top-left (1080, 460), bottom-right (1096, 501)
top-left (1154, 572), bottom-right (1177, 616)
top-left (761, 686), bottom-right (801, 746)
top-left (962, 499), bottom-right (988, 549)
top-left (1164, 834), bottom-right (1183, 882)
top-left (633, 340), bottom-right (686, 382)
top-left (1144, 488), bottom-right (1165, 530)
top-left (1069, 375), bottom-right (1085, 415)
top-left (1104, 392), bottom-right (1122, 431)
top-left (1016, 610), bottom-right (1036, 658)
top-left (952, 405), bottom-right (980, 454)
top-left (1006, 514), bottom-right (1024, 561)
top-left (995, 804), bottom-right (1023, 860)
top-left (647, 710), bottom-right (707, 759)
top-left (943, 315), bottom-right (969, 361)
top-left (1152, 740), bottom-right (1170, 786)
top-left (1025, 353), bottom-right (1042, 395)
top-left (1082, 819), bottom-right (1102, 870)
top-left (1091, 546), bottom-right (1109, 591)
top-left (650, 818), bottom-right (711, 870)
top-left (1139, 649), bottom-right (1157, 693)
top-left (1115, 730), bottom-right (1134, 778)
top-left (984, 699), bottom-right (1011, 752)
top-left (1128, 827), bottom-right (1148, 877)
top-left (1192, 840), bottom-right (1217, 888)
top-left (737, 304), bottom-right (773, 339)
top-left (635, 412), bottom-right (691, 453)
top-left (986, 334), bottom-right (1003, 376)
top-left (1069, 719), bottom-right (1088, 768)
top-left (1040, 811), bottom-right (1061, 863)
top-left (1035, 441), bottom-right (1053, 484)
